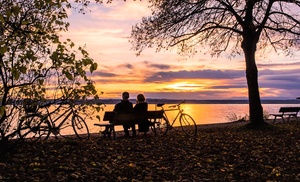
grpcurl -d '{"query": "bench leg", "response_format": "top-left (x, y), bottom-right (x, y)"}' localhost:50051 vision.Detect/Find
top-left (288, 114), bottom-right (298, 122)
top-left (102, 126), bottom-right (115, 139)
top-left (292, 114), bottom-right (298, 122)
top-left (106, 126), bottom-right (116, 139)
top-left (273, 116), bottom-right (277, 124)
top-left (102, 126), bottom-right (109, 137)
top-left (113, 127), bottom-right (116, 140)
top-left (273, 116), bottom-right (284, 124)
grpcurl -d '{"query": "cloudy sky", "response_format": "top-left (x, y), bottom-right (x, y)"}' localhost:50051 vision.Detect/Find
top-left (61, 1), bottom-right (300, 100)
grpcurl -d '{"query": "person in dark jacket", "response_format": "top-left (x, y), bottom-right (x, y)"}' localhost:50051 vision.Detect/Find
top-left (134, 94), bottom-right (149, 133)
top-left (102, 92), bottom-right (133, 138)
top-left (113, 91), bottom-right (134, 137)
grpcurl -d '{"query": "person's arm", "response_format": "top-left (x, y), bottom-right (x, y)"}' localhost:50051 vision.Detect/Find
top-left (113, 103), bottom-right (119, 112)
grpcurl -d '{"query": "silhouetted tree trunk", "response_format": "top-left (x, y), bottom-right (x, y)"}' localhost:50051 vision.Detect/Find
top-left (241, 1), bottom-right (265, 125)
top-left (242, 35), bottom-right (264, 125)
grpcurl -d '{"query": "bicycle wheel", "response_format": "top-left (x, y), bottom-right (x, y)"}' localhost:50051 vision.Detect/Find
top-left (179, 113), bottom-right (197, 136)
top-left (18, 114), bottom-right (51, 142)
top-left (150, 116), bottom-right (169, 136)
top-left (72, 114), bottom-right (89, 140)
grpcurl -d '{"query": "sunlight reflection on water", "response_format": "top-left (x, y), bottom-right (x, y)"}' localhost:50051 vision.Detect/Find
top-left (87, 103), bottom-right (300, 134)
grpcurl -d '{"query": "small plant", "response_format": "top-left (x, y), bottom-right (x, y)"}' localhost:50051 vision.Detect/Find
top-left (227, 109), bottom-right (270, 122)
top-left (226, 113), bottom-right (249, 122)
top-left (263, 110), bottom-right (270, 120)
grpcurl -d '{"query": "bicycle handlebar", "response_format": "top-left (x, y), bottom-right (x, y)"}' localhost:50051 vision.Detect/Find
top-left (156, 100), bottom-right (185, 108)
top-left (169, 100), bottom-right (185, 108)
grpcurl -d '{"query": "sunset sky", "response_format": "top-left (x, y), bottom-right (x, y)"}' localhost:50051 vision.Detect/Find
top-left (62, 1), bottom-right (300, 100)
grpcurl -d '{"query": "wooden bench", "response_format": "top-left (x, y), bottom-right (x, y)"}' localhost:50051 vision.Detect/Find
top-left (94, 111), bottom-right (164, 139)
top-left (270, 107), bottom-right (300, 123)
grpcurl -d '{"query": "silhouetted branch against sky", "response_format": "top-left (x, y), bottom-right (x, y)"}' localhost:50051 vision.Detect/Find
top-left (131, 0), bottom-right (300, 57)
top-left (61, 0), bottom-right (300, 100)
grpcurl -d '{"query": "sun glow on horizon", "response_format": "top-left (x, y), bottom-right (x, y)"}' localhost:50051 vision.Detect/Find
top-left (166, 82), bottom-right (201, 91)
top-left (60, 2), bottom-right (300, 100)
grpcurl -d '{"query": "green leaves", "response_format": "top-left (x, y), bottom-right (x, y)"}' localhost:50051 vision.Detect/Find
top-left (90, 63), bottom-right (98, 73)
top-left (11, 66), bottom-right (27, 80)
top-left (0, 106), bottom-right (5, 117)
top-left (11, 67), bottom-right (20, 80)
top-left (64, 70), bottom-right (74, 80)
top-left (19, 66), bottom-right (27, 74)
top-left (0, 0), bottom-right (101, 145)
top-left (0, 46), bottom-right (7, 55)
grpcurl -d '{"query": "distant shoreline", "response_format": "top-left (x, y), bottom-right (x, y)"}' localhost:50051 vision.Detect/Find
top-left (14, 99), bottom-right (300, 105)
top-left (97, 99), bottom-right (300, 105)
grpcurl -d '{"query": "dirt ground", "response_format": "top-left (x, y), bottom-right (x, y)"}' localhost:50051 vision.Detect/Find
top-left (0, 121), bottom-right (299, 181)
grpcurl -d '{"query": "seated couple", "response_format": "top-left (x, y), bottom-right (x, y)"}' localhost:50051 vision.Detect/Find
top-left (104, 92), bottom-right (150, 138)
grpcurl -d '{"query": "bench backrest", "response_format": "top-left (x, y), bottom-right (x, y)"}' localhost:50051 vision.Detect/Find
top-left (279, 107), bottom-right (300, 113)
top-left (103, 111), bottom-right (117, 121)
top-left (145, 110), bottom-right (164, 119)
top-left (103, 110), bottom-right (164, 123)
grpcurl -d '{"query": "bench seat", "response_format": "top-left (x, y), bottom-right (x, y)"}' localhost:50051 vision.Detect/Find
top-left (270, 107), bottom-right (300, 123)
top-left (94, 111), bottom-right (164, 139)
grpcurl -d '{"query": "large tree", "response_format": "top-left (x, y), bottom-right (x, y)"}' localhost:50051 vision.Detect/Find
top-left (130, 0), bottom-right (300, 126)
top-left (0, 0), bottom-right (100, 144)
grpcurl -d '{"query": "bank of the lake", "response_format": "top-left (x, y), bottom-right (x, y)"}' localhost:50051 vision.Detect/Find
top-left (87, 102), bottom-right (300, 134)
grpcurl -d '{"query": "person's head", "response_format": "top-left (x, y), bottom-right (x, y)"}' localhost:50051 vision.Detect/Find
top-left (122, 92), bottom-right (130, 100)
top-left (137, 94), bottom-right (146, 103)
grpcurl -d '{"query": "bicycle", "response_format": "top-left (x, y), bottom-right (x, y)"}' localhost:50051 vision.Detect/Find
top-left (18, 101), bottom-right (90, 142)
top-left (153, 101), bottom-right (197, 136)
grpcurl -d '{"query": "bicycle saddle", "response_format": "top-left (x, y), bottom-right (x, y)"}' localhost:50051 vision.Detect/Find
top-left (157, 103), bottom-right (165, 107)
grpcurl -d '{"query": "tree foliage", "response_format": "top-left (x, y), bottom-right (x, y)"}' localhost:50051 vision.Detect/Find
top-left (130, 0), bottom-right (300, 125)
top-left (0, 0), bottom-right (101, 143)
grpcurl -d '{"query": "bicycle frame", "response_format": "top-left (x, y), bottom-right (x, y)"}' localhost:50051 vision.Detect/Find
top-left (156, 101), bottom-right (197, 136)
top-left (41, 104), bottom-right (75, 131)
top-left (158, 101), bottom-right (185, 127)
top-left (163, 107), bottom-right (183, 126)
top-left (18, 100), bottom-right (90, 141)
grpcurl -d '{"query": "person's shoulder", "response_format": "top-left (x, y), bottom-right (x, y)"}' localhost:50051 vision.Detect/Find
top-left (114, 101), bottom-right (122, 108)
top-left (115, 101), bottom-right (122, 106)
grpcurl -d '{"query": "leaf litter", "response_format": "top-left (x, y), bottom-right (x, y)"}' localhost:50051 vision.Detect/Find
top-left (0, 122), bottom-right (299, 181)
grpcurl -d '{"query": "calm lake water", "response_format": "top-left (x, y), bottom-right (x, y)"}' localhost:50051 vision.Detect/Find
top-left (87, 103), bottom-right (300, 134)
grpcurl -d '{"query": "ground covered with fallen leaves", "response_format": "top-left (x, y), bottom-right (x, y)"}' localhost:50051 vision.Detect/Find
top-left (0, 122), bottom-right (300, 181)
